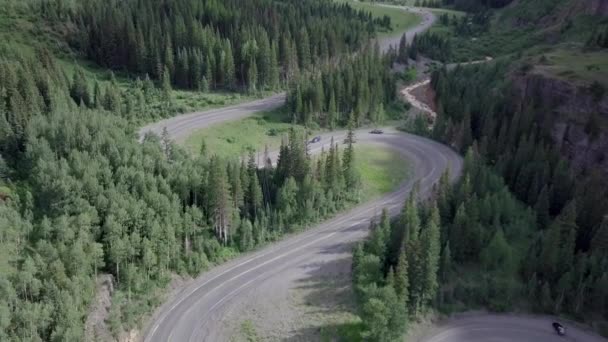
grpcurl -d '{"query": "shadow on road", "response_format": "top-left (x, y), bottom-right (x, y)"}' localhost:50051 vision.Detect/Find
top-left (281, 239), bottom-right (364, 342)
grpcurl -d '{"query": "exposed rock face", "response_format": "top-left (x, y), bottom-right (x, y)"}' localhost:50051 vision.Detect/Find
top-left (586, 0), bottom-right (608, 16)
top-left (84, 274), bottom-right (115, 342)
top-left (510, 72), bottom-right (608, 176)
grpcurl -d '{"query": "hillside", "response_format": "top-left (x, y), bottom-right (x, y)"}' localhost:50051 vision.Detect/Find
top-left (409, 0), bottom-right (608, 332)
top-left (0, 1), bottom-right (393, 341)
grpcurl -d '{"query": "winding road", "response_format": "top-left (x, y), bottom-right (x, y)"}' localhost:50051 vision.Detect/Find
top-left (141, 5), bottom-right (606, 342)
top-left (145, 128), bottom-right (461, 342)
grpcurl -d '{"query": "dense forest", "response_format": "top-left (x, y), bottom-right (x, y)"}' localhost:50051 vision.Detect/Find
top-left (429, 61), bottom-right (608, 322)
top-left (39, 0), bottom-right (378, 92)
top-left (2, 0), bottom-right (607, 340)
top-left (0, 51), bottom-right (364, 339)
top-left (286, 45), bottom-right (396, 129)
top-left (349, 1), bottom-right (608, 338)
top-left (0, 0), bottom-right (384, 339)
top-left (353, 148), bottom-right (607, 340)
top-left (413, 0), bottom-right (513, 11)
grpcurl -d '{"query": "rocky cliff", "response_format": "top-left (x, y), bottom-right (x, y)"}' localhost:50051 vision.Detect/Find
top-left (585, 0), bottom-right (608, 16)
top-left (510, 72), bottom-right (608, 175)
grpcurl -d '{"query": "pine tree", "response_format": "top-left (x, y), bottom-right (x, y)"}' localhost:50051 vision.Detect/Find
top-left (440, 242), bottom-right (452, 282)
top-left (297, 27), bottom-right (311, 70)
top-left (93, 80), bottom-right (103, 109)
top-left (239, 219), bottom-right (254, 252)
top-left (224, 43), bottom-right (236, 90)
top-left (535, 185), bottom-right (551, 229)
top-left (401, 189), bottom-right (421, 244)
top-left (343, 120), bottom-right (359, 191)
top-left (0, 108), bottom-right (13, 153)
top-left (161, 66), bottom-right (172, 103)
top-left (591, 217), bottom-right (608, 253)
top-left (247, 58), bottom-right (258, 94)
top-left (268, 42), bottom-right (280, 90)
top-left (247, 167), bottom-right (263, 219)
top-left (328, 90), bottom-right (337, 129)
top-left (208, 156), bottom-right (233, 244)
top-left (257, 33), bottom-right (272, 89)
top-left (161, 127), bottom-right (173, 159)
top-left (70, 68), bottom-right (90, 107)
top-left (398, 33), bottom-right (408, 64)
top-left (420, 205), bottom-right (441, 304)
top-left (394, 248), bottom-right (409, 304)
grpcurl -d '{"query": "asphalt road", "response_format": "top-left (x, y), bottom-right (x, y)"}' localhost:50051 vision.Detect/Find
top-left (139, 93), bottom-right (287, 143)
top-left (138, 5), bottom-right (436, 144)
top-left (375, 4), bottom-right (437, 53)
top-left (139, 5), bottom-right (607, 342)
top-left (418, 313), bottom-right (607, 342)
top-left (143, 128), bottom-right (462, 342)
top-left (141, 7), bottom-right (450, 341)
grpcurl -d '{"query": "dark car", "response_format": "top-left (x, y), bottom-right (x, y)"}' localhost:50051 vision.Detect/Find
top-left (310, 136), bottom-right (321, 144)
top-left (370, 129), bottom-right (384, 134)
top-left (552, 322), bottom-right (565, 336)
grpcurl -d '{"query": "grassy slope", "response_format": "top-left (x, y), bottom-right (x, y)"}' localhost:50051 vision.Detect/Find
top-left (532, 47), bottom-right (608, 87)
top-left (421, 0), bottom-right (608, 86)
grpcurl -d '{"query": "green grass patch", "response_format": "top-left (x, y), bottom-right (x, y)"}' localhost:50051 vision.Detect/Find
top-left (320, 320), bottom-right (364, 342)
top-left (236, 320), bottom-right (260, 342)
top-left (184, 109), bottom-right (307, 157)
top-left (533, 47), bottom-right (608, 87)
top-left (172, 90), bottom-right (263, 115)
top-left (338, 1), bottom-right (422, 37)
top-left (355, 145), bottom-right (410, 200)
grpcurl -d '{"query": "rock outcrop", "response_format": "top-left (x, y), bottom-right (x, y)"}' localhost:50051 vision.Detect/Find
top-left (84, 274), bottom-right (115, 342)
top-left (510, 72), bottom-right (608, 175)
top-left (585, 0), bottom-right (608, 16)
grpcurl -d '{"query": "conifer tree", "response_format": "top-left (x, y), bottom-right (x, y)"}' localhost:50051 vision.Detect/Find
top-left (420, 205), bottom-right (441, 304)
top-left (70, 68), bottom-right (90, 107)
top-left (395, 248), bottom-right (409, 305)
top-left (208, 156), bottom-right (233, 244)
top-left (161, 66), bottom-right (172, 103)
top-left (343, 120), bottom-right (359, 191)
top-left (93, 80), bottom-right (103, 109)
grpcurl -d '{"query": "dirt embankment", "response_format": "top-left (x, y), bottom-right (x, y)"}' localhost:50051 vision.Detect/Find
top-left (401, 58), bottom-right (493, 123)
top-left (401, 79), bottom-right (437, 121)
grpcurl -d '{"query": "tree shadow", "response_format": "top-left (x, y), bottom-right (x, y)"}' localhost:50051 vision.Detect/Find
top-left (280, 239), bottom-right (364, 342)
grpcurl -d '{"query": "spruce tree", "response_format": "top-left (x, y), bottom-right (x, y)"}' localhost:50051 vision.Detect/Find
top-left (343, 120), bottom-right (358, 191)
top-left (208, 156), bottom-right (233, 244)
top-left (70, 68), bottom-right (90, 107)
top-left (161, 66), bottom-right (172, 103)
top-left (395, 247), bottom-right (409, 304)
top-left (420, 205), bottom-right (441, 304)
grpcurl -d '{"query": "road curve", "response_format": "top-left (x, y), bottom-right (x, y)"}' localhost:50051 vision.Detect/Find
top-left (144, 128), bottom-right (463, 342)
top-left (418, 313), bottom-right (607, 342)
top-left (376, 4), bottom-right (437, 53)
top-left (141, 6), bottom-right (454, 342)
top-left (138, 5), bottom-right (436, 144)
top-left (137, 5), bottom-right (605, 342)
top-left (139, 93), bottom-right (287, 143)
